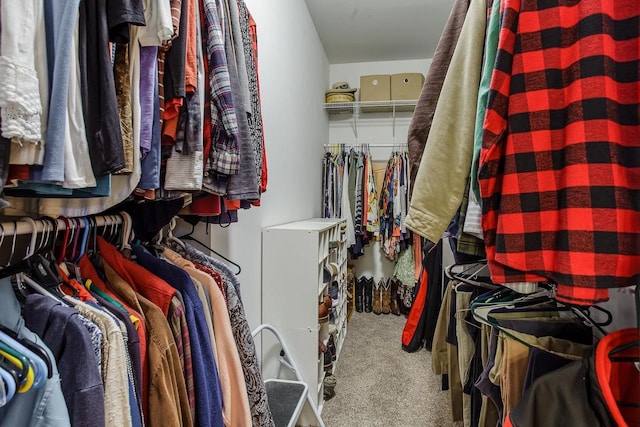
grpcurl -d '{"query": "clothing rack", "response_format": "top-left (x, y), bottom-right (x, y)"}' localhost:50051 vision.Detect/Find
top-left (0, 215), bottom-right (124, 237)
top-left (324, 143), bottom-right (407, 148)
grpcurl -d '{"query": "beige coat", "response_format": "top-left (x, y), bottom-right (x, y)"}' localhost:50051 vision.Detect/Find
top-left (405, 0), bottom-right (487, 243)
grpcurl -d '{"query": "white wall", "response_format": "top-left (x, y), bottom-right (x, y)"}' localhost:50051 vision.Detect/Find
top-left (329, 59), bottom-right (431, 281)
top-left (193, 0), bottom-right (330, 331)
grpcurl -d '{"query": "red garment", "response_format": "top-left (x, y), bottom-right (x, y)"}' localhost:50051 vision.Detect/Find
top-left (595, 328), bottom-right (640, 426)
top-left (58, 266), bottom-right (97, 303)
top-left (193, 262), bottom-right (226, 300)
top-left (78, 255), bottom-right (149, 406)
top-left (97, 237), bottom-right (176, 316)
top-left (479, 0), bottom-right (640, 305)
top-left (401, 267), bottom-right (428, 350)
top-left (190, 194), bottom-right (222, 215)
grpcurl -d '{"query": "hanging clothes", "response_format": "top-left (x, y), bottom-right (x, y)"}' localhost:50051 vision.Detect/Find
top-left (379, 149), bottom-right (411, 261)
top-left (0, 0), bottom-right (267, 219)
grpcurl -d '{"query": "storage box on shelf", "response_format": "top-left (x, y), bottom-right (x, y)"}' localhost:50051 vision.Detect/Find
top-left (262, 218), bottom-right (347, 423)
top-left (391, 73), bottom-right (424, 111)
top-left (359, 74), bottom-right (392, 112)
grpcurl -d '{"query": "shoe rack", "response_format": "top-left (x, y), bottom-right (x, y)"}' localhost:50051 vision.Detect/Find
top-left (262, 218), bottom-right (348, 423)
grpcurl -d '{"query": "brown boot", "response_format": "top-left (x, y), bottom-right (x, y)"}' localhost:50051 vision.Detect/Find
top-left (381, 279), bottom-right (391, 314)
top-left (372, 279), bottom-right (383, 314)
top-left (390, 279), bottom-right (401, 315)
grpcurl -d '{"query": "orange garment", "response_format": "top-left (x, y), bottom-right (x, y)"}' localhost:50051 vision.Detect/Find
top-left (225, 199), bottom-right (240, 210)
top-left (97, 237), bottom-right (176, 315)
top-left (58, 266), bottom-right (97, 303)
top-left (78, 255), bottom-right (149, 409)
top-left (413, 233), bottom-right (422, 282)
top-left (184, 0), bottom-right (197, 93)
top-left (162, 101), bottom-right (182, 146)
top-left (101, 261), bottom-right (192, 427)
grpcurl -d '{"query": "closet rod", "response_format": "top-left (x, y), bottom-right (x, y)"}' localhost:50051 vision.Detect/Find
top-left (324, 143), bottom-right (407, 148)
top-left (0, 215), bottom-right (124, 237)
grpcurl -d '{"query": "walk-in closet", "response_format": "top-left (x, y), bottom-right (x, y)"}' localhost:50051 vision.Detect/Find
top-left (0, 0), bottom-right (637, 426)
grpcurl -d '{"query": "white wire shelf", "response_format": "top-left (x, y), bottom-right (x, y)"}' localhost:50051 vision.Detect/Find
top-left (323, 100), bottom-right (418, 139)
top-left (322, 100), bottom-right (418, 114)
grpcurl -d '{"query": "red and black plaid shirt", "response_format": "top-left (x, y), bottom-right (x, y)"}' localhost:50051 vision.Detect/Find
top-left (479, 0), bottom-right (640, 305)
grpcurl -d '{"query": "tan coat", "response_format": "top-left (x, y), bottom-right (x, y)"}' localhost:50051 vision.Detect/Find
top-left (405, 0), bottom-right (487, 243)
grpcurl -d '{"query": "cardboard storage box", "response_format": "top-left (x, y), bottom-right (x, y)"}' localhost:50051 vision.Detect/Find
top-left (360, 75), bottom-right (391, 102)
top-left (360, 75), bottom-right (391, 112)
top-left (391, 73), bottom-right (424, 101)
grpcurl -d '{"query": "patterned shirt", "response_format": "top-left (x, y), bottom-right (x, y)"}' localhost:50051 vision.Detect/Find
top-left (169, 295), bottom-right (196, 422)
top-left (200, 0), bottom-right (240, 176)
top-left (169, 242), bottom-right (275, 427)
top-left (479, 0), bottom-right (640, 305)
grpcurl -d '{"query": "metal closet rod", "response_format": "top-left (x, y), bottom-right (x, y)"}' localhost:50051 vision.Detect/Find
top-left (323, 143), bottom-right (407, 148)
top-left (0, 215), bottom-right (124, 237)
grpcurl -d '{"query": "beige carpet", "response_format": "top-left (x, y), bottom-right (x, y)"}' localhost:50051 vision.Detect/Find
top-left (321, 311), bottom-right (453, 427)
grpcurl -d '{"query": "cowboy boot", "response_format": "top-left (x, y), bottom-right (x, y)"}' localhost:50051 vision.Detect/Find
top-left (364, 277), bottom-right (374, 313)
top-left (372, 279), bottom-right (382, 315)
top-left (355, 277), bottom-right (364, 312)
top-left (381, 279), bottom-right (391, 314)
top-left (390, 279), bottom-right (401, 315)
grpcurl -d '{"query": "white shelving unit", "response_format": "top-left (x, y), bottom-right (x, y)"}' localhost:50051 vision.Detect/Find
top-left (262, 218), bottom-right (348, 425)
top-left (323, 100), bottom-right (417, 140)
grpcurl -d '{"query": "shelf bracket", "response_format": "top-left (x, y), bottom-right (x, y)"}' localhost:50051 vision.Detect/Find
top-left (352, 103), bottom-right (358, 140)
top-left (392, 102), bottom-right (397, 142)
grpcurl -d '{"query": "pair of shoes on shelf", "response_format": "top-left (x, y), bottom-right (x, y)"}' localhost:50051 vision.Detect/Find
top-left (318, 340), bottom-right (327, 356)
top-left (323, 374), bottom-right (337, 400)
top-left (319, 294), bottom-right (333, 323)
top-left (323, 351), bottom-right (333, 373)
top-left (327, 334), bottom-right (337, 362)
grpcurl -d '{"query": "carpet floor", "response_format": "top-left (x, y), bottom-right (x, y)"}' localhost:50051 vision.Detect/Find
top-left (321, 311), bottom-right (453, 427)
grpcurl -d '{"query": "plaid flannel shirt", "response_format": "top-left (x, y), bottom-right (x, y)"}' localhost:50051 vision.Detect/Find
top-left (201, 0), bottom-right (240, 176)
top-left (479, 0), bottom-right (640, 305)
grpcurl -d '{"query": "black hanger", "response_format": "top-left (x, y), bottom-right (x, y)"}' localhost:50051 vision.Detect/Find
top-left (178, 221), bottom-right (241, 275)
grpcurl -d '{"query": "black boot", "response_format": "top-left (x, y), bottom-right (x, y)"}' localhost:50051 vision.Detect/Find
top-left (364, 277), bottom-right (373, 313)
top-left (355, 277), bottom-right (364, 313)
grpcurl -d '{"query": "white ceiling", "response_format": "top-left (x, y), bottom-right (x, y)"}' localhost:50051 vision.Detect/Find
top-left (305, 0), bottom-right (456, 64)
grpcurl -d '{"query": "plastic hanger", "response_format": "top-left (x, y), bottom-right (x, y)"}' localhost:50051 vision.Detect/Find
top-left (0, 331), bottom-right (47, 389)
top-left (0, 325), bottom-right (52, 379)
top-left (0, 344), bottom-right (33, 393)
top-left (73, 218), bottom-right (91, 263)
top-left (0, 366), bottom-right (16, 404)
top-left (20, 217), bottom-right (38, 260)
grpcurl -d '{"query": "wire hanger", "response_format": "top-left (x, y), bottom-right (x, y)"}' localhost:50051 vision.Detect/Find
top-left (178, 220), bottom-right (241, 275)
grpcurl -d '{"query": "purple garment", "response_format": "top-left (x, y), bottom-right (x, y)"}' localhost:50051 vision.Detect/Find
top-left (139, 46), bottom-right (157, 157)
top-left (139, 65), bottom-right (161, 189)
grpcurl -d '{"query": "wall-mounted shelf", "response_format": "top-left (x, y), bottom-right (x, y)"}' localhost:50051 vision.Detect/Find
top-left (323, 100), bottom-right (418, 139)
top-left (323, 100), bottom-right (418, 115)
